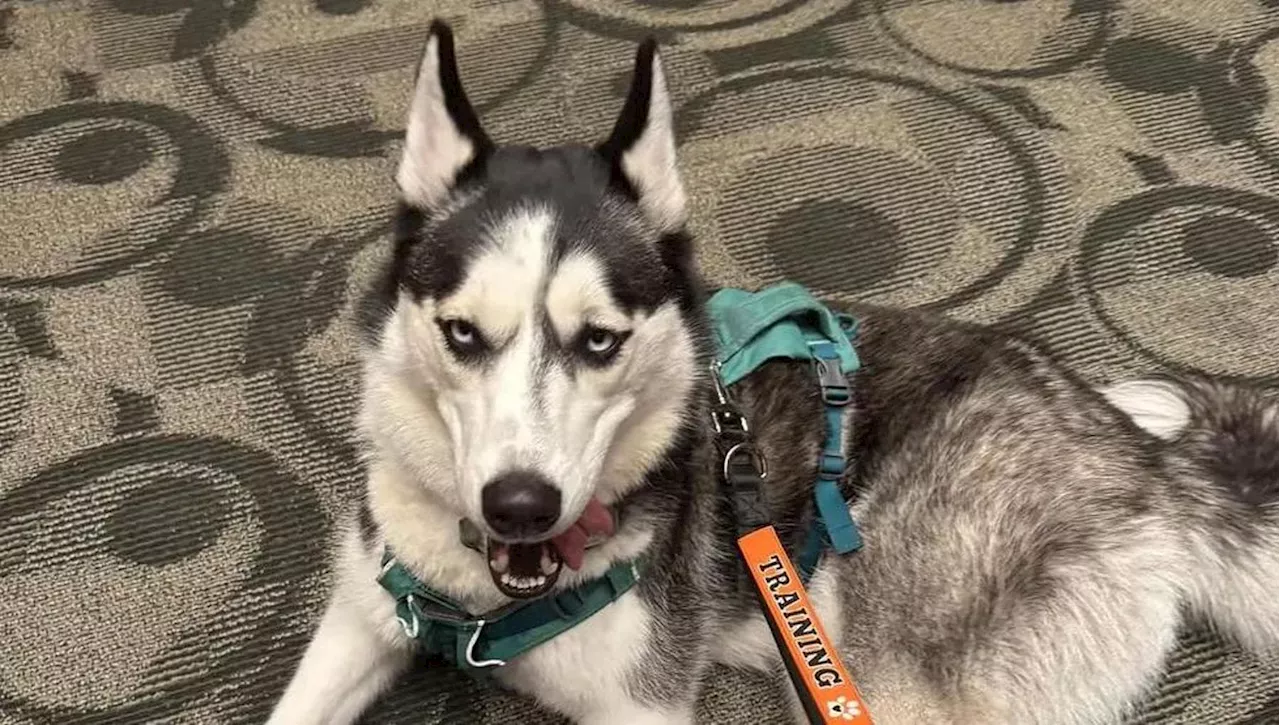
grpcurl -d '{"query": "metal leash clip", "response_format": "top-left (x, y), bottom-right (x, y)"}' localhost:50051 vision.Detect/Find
top-left (709, 360), bottom-right (752, 437)
top-left (709, 360), bottom-right (770, 533)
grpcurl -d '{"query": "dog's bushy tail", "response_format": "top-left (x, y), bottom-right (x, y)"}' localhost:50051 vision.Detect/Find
top-left (1104, 377), bottom-right (1278, 656)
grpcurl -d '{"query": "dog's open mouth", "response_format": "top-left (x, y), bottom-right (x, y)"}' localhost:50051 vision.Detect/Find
top-left (487, 540), bottom-right (562, 598)
top-left (463, 498), bottom-right (618, 600)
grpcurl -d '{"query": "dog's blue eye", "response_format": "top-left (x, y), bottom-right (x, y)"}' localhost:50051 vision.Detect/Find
top-left (437, 318), bottom-right (486, 359)
top-left (578, 326), bottom-right (627, 364)
top-left (585, 329), bottom-right (616, 354)
top-left (447, 320), bottom-right (476, 345)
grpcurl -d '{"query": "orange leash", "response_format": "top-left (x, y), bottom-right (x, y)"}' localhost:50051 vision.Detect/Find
top-left (739, 526), bottom-right (873, 724)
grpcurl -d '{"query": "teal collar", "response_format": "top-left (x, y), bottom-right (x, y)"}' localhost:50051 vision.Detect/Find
top-left (377, 549), bottom-right (641, 676)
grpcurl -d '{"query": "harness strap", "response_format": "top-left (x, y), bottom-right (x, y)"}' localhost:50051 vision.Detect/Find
top-left (378, 551), bottom-right (641, 676)
top-left (708, 283), bottom-right (864, 582)
top-left (796, 338), bottom-right (863, 579)
top-left (708, 283), bottom-right (875, 725)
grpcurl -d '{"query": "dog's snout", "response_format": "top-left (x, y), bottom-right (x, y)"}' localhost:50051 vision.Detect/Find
top-left (481, 471), bottom-right (562, 539)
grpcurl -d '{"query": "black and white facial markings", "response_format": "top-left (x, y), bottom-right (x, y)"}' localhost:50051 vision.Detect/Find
top-left (363, 22), bottom-right (703, 540)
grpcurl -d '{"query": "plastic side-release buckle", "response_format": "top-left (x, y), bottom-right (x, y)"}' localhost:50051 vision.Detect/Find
top-left (550, 589), bottom-right (587, 620)
top-left (809, 342), bottom-right (851, 406)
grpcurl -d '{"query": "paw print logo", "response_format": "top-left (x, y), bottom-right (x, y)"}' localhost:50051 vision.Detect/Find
top-left (827, 695), bottom-right (861, 721)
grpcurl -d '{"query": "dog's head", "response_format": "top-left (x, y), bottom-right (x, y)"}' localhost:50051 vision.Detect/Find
top-left (362, 22), bottom-right (703, 598)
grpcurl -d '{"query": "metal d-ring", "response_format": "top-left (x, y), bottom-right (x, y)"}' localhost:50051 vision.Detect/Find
top-left (722, 441), bottom-right (768, 482)
top-left (464, 619), bottom-right (508, 669)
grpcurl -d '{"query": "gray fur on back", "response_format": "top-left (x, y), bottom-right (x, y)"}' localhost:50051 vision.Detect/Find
top-left (700, 301), bottom-right (1279, 723)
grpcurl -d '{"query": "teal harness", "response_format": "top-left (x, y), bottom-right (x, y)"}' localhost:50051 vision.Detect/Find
top-left (376, 281), bottom-right (863, 674)
top-left (708, 282), bottom-right (864, 579)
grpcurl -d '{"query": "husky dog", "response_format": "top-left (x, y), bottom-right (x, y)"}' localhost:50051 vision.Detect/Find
top-left (269, 20), bottom-right (1279, 725)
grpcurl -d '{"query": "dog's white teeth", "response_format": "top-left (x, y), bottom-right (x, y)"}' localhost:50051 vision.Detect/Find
top-left (489, 550), bottom-right (509, 574)
top-left (499, 573), bottom-right (548, 592)
top-left (540, 554), bottom-right (560, 575)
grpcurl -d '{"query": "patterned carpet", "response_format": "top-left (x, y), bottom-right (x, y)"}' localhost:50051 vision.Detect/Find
top-left (0, 0), bottom-right (1276, 723)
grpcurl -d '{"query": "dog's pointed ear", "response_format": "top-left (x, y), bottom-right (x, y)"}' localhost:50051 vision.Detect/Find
top-left (397, 21), bottom-right (492, 209)
top-left (597, 39), bottom-right (687, 233)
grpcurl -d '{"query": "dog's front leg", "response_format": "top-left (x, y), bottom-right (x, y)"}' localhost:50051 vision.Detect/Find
top-left (502, 587), bottom-right (705, 725)
top-left (269, 530), bottom-right (413, 725)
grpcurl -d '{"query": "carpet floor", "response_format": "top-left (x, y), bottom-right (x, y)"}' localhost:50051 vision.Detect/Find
top-left (0, 0), bottom-right (1276, 723)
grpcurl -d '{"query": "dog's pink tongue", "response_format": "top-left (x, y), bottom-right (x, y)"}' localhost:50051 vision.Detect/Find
top-left (551, 499), bottom-right (615, 570)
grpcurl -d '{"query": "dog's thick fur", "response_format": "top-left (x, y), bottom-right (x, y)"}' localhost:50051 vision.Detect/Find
top-left (269, 23), bottom-right (1279, 725)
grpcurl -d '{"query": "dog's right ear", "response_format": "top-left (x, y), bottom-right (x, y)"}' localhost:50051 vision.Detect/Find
top-left (396, 21), bottom-right (492, 209)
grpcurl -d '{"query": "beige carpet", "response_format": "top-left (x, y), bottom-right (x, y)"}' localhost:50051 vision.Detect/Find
top-left (0, 0), bottom-right (1276, 722)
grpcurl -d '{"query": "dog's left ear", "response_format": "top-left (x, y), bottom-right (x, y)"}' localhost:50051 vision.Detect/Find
top-left (397, 21), bottom-right (493, 209)
top-left (597, 40), bottom-right (687, 234)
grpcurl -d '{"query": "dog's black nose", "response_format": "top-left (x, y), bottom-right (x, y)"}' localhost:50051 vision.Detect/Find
top-left (481, 471), bottom-right (562, 539)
